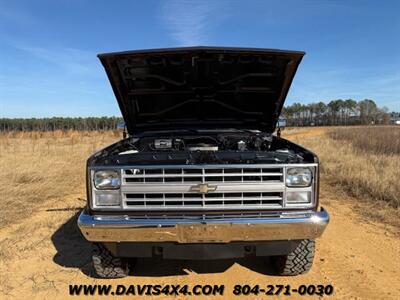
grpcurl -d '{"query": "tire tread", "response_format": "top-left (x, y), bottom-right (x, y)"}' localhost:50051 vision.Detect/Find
top-left (273, 239), bottom-right (315, 276)
top-left (92, 243), bottom-right (129, 278)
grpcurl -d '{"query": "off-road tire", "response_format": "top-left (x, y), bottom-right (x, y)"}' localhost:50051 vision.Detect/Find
top-left (92, 243), bottom-right (130, 278)
top-left (272, 239), bottom-right (315, 276)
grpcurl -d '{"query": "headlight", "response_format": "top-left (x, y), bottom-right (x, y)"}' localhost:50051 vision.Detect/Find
top-left (286, 167), bottom-right (312, 187)
top-left (94, 170), bottom-right (121, 190)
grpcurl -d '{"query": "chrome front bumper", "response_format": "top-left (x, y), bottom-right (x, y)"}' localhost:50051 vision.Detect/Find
top-left (78, 208), bottom-right (329, 243)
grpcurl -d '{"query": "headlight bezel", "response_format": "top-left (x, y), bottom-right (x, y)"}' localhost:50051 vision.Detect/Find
top-left (284, 165), bottom-right (316, 207)
top-left (91, 169), bottom-right (122, 208)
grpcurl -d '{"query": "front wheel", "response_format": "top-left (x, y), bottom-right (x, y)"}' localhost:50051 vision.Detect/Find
top-left (92, 243), bottom-right (130, 278)
top-left (271, 239), bottom-right (315, 276)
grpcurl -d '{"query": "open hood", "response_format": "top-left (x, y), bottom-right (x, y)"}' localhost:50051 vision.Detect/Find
top-left (99, 47), bottom-right (304, 134)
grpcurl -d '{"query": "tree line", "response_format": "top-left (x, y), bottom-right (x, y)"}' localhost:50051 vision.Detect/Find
top-left (0, 99), bottom-right (397, 131)
top-left (0, 117), bottom-right (123, 131)
top-left (282, 99), bottom-right (393, 126)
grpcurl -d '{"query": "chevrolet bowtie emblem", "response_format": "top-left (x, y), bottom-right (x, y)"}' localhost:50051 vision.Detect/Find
top-left (190, 183), bottom-right (217, 194)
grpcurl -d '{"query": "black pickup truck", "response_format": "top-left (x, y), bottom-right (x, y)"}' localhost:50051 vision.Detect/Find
top-left (78, 47), bottom-right (329, 278)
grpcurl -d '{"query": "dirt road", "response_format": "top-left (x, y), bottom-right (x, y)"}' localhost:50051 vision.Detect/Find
top-left (0, 182), bottom-right (398, 299)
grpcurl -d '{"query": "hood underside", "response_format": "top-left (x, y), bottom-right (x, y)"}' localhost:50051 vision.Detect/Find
top-left (99, 46), bottom-right (304, 134)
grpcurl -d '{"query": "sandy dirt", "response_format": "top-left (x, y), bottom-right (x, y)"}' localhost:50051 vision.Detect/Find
top-left (1, 129), bottom-right (399, 299)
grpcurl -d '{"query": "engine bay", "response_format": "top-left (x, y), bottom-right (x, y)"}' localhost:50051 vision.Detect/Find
top-left (89, 130), bottom-right (317, 166)
top-left (124, 131), bottom-right (273, 153)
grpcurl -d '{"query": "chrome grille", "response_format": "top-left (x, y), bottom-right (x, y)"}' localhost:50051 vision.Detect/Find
top-left (123, 167), bottom-right (283, 183)
top-left (125, 192), bottom-right (283, 209)
top-left (120, 165), bottom-right (285, 211)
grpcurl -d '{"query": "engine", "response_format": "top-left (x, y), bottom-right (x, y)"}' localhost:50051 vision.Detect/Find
top-left (124, 132), bottom-right (273, 153)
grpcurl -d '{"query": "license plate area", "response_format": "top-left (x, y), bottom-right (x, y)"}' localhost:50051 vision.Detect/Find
top-left (177, 223), bottom-right (232, 243)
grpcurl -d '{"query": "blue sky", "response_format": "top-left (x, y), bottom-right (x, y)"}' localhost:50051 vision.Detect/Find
top-left (0, 0), bottom-right (399, 118)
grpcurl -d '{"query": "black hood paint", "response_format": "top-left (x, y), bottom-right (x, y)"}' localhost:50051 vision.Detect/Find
top-left (98, 47), bottom-right (304, 134)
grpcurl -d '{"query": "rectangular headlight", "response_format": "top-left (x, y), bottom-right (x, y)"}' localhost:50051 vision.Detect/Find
top-left (286, 167), bottom-right (313, 187)
top-left (94, 170), bottom-right (121, 190)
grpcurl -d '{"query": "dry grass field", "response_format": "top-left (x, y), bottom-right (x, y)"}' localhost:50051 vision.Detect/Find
top-left (284, 126), bottom-right (400, 226)
top-left (285, 126), bottom-right (400, 226)
top-left (327, 127), bottom-right (400, 207)
top-left (0, 127), bottom-right (399, 299)
top-left (0, 130), bottom-right (119, 227)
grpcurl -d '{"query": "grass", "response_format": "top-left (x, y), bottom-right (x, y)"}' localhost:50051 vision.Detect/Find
top-left (0, 130), bottom-right (120, 227)
top-left (329, 126), bottom-right (400, 156)
top-left (286, 126), bottom-right (400, 209)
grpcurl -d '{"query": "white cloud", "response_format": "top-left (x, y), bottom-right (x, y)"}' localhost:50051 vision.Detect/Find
top-left (160, 0), bottom-right (230, 45)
